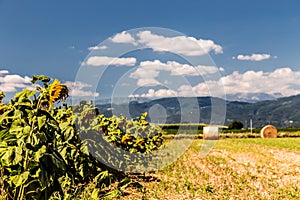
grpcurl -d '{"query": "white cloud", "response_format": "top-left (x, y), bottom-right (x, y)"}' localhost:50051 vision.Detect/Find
top-left (88, 45), bottom-right (107, 51)
top-left (130, 67), bottom-right (160, 79)
top-left (137, 79), bottom-right (161, 87)
top-left (131, 88), bottom-right (177, 98)
top-left (178, 85), bottom-right (195, 96)
top-left (168, 61), bottom-right (219, 76)
top-left (0, 73), bottom-right (33, 92)
top-left (130, 67), bottom-right (300, 99)
top-left (110, 31), bottom-right (137, 45)
top-left (83, 56), bottom-right (136, 67)
top-left (109, 30), bottom-right (223, 56)
top-left (129, 60), bottom-right (219, 87)
top-left (0, 74), bottom-right (31, 83)
top-left (0, 70), bottom-right (9, 74)
top-left (191, 67), bottom-right (300, 97)
top-left (235, 53), bottom-right (271, 61)
top-left (219, 67), bottom-right (225, 72)
top-left (64, 81), bottom-right (99, 97)
top-left (0, 72), bottom-right (99, 98)
top-left (137, 31), bottom-right (223, 56)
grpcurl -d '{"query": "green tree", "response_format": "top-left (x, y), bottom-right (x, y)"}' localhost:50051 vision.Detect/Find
top-left (229, 120), bottom-right (244, 129)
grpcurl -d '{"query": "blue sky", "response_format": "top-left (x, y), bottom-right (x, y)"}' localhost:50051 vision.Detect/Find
top-left (1, 0), bottom-right (300, 101)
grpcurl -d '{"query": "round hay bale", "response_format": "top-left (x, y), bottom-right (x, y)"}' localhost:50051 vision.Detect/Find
top-left (260, 125), bottom-right (277, 138)
top-left (203, 126), bottom-right (219, 140)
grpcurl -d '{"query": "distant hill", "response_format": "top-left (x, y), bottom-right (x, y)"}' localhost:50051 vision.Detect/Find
top-left (225, 92), bottom-right (283, 103)
top-left (96, 94), bottom-right (300, 128)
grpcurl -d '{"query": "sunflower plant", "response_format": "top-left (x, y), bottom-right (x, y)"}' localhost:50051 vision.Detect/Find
top-left (0, 75), bottom-right (71, 199)
top-left (0, 75), bottom-right (165, 199)
top-left (0, 92), bottom-right (4, 105)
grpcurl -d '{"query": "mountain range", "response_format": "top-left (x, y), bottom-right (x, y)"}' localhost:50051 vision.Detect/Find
top-left (96, 94), bottom-right (300, 128)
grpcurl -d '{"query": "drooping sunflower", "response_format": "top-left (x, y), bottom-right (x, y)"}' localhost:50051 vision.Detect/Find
top-left (0, 91), bottom-right (6, 115)
top-left (0, 91), bottom-right (4, 104)
top-left (47, 79), bottom-right (68, 108)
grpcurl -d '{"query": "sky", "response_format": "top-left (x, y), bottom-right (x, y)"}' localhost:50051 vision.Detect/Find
top-left (1, 0), bottom-right (300, 102)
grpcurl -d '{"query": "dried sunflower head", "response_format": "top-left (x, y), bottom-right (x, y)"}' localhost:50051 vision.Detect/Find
top-left (0, 91), bottom-right (4, 104)
top-left (47, 79), bottom-right (69, 108)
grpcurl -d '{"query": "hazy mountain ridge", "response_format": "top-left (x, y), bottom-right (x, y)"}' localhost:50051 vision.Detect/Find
top-left (96, 94), bottom-right (300, 127)
top-left (225, 92), bottom-right (283, 103)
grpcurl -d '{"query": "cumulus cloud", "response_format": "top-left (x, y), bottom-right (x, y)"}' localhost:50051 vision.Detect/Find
top-left (219, 67), bottom-right (225, 72)
top-left (64, 81), bottom-right (99, 97)
top-left (130, 67), bottom-right (300, 98)
top-left (129, 88), bottom-right (177, 98)
top-left (108, 30), bottom-right (223, 56)
top-left (137, 78), bottom-right (161, 87)
top-left (110, 31), bottom-right (137, 45)
top-left (190, 67), bottom-right (300, 97)
top-left (178, 85), bottom-right (196, 96)
top-left (136, 31), bottom-right (223, 56)
top-left (88, 45), bottom-right (107, 51)
top-left (0, 70), bottom-right (9, 74)
top-left (0, 72), bottom-right (33, 92)
top-left (234, 53), bottom-right (271, 61)
top-left (171, 62), bottom-right (219, 76)
top-left (0, 70), bottom-right (99, 98)
top-left (83, 56), bottom-right (136, 67)
top-left (129, 60), bottom-right (219, 87)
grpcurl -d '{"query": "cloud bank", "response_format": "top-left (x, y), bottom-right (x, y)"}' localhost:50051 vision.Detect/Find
top-left (129, 60), bottom-right (219, 87)
top-left (130, 67), bottom-right (300, 98)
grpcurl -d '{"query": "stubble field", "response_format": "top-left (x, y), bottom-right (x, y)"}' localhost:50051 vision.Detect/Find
top-left (120, 138), bottom-right (300, 200)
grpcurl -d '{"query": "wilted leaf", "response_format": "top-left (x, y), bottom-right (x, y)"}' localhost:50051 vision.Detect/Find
top-left (38, 115), bottom-right (47, 130)
top-left (0, 146), bottom-right (13, 166)
top-left (31, 75), bottom-right (51, 84)
top-left (10, 171), bottom-right (30, 187)
top-left (12, 146), bottom-right (23, 165)
top-left (91, 188), bottom-right (100, 200)
top-left (34, 145), bottom-right (46, 162)
top-left (14, 89), bottom-right (36, 103)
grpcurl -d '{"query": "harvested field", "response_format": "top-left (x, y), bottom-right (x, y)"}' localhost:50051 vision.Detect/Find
top-left (120, 138), bottom-right (300, 199)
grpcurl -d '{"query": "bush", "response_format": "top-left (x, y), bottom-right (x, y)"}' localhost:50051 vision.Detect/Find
top-left (228, 120), bottom-right (244, 129)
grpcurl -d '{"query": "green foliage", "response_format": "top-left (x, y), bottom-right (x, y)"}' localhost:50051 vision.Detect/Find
top-left (73, 101), bottom-right (165, 173)
top-left (0, 87), bottom-right (66, 199)
top-left (228, 120), bottom-right (244, 129)
top-left (0, 76), bottom-right (165, 199)
top-left (99, 112), bottom-right (164, 153)
top-left (31, 75), bottom-right (51, 85)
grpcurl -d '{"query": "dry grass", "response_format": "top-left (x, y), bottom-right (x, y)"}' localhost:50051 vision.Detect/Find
top-left (118, 138), bottom-right (300, 200)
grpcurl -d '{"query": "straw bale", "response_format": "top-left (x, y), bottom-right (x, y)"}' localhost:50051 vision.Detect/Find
top-left (260, 125), bottom-right (277, 138)
top-left (203, 126), bottom-right (219, 140)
